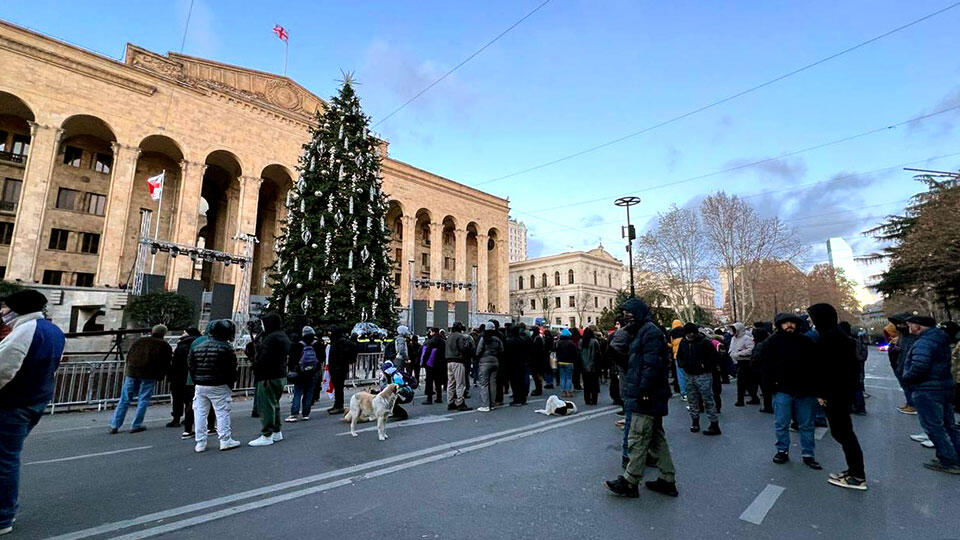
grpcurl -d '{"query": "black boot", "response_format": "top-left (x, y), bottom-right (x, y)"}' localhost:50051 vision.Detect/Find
top-left (603, 476), bottom-right (639, 498)
top-left (690, 418), bottom-right (700, 433)
top-left (703, 421), bottom-right (721, 436)
top-left (645, 478), bottom-right (679, 497)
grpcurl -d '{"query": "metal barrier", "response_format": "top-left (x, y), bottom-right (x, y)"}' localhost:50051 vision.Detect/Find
top-left (47, 352), bottom-right (384, 414)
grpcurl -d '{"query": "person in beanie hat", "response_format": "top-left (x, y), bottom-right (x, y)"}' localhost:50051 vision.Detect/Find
top-left (109, 324), bottom-right (172, 434)
top-left (675, 322), bottom-right (721, 436)
top-left (901, 314), bottom-right (960, 474)
top-left (285, 326), bottom-right (321, 422)
top-left (0, 289), bottom-right (65, 534)
top-left (188, 319), bottom-right (241, 452)
top-left (249, 313), bottom-right (290, 446)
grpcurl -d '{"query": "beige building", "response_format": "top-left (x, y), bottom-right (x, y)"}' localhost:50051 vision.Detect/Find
top-left (508, 218), bottom-right (526, 263)
top-left (0, 20), bottom-right (509, 315)
top-left (509, 246), bottom-right (624, 327)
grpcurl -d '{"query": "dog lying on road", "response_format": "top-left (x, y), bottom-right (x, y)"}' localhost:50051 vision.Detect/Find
top-left (348, 383), bottom-right (399, 440)
top-left (534, 395), bottom-right (578, 416)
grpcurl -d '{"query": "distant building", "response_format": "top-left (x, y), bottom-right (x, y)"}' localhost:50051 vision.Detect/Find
top-left (826, 237), bottom-right (875, 308)
top-left (508, 218), bottom-right (527, 262)
top-left (509, 246), bottom-right (623, 327)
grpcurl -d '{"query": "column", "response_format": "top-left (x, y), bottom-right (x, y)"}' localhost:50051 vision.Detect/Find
top-left (429, 220), bottom-right (443, 302)
top-left (476, 233), bottom-right (488, 313)
top-left (95, 142), bottom-right (141, 286)
top-left (454, 228), bottom-right (467, 302)
top-left (230, 175), bottom-right (262, 303)
top-left (497, 239), bottom-right (509, 314)
top-left (399, 215), bottom-right (414, 306)
top-left (5, 123), bottom-right (62, 281)
top-left (169, 160), bottom-right (206, 285)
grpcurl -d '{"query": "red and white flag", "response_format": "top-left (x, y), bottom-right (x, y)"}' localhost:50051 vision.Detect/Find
top-left (146, 172), bottom-right (164, 201)
top-left (272, 24), bottom-right (288, 42)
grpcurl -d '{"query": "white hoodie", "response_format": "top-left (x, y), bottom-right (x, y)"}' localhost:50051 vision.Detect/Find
top-left (728, 322), bottom-right (755, 361)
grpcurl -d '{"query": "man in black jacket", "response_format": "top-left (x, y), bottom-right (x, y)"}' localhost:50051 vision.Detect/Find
top-left (327, 327), bottom-right (358, 415)
top-left (421, 328), bottom-right (446, 404)
top-left (188, 319), bottom-right (240, 452)
top-left (249, 313), bottom-right (290, 447)
top-left (604, 298), bottom-right (678, 499)
top-left (759, 313), bottom-right (821, 469)
top-left (445, 322), bottom-right (473, 411)
top-left (808, 304), bottom-right (867, 490)
top-left (168, 327), bottom-right (201, 428)
top-left (676, 323), bottom-right (721, 436)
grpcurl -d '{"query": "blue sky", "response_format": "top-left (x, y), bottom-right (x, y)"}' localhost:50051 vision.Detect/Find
top-left (5, 0), bottom-right (960, 279)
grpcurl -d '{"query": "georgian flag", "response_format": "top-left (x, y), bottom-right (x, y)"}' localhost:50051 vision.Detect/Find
top-left (146, 172), bottom-right (164, 201)
top-left (272, 24), bottom-right (289, 42)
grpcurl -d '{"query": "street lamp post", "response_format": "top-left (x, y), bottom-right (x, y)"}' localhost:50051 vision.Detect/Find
top-left (615, 196), bottom-right (641, 298)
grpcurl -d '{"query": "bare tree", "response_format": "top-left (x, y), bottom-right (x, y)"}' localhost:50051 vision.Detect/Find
top-left (574, 289), bottom-right (594, 326)
top-left (538, 283), bottom-right (557, 324)
top-left (635, 205), bottom-right (709, 323)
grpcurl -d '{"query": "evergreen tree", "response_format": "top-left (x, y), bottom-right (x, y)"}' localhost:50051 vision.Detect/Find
top-left (268, 76), bottom-right (398, 331)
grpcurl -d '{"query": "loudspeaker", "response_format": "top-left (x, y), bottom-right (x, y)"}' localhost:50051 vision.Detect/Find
top-left (454, 301), bottom-right (469, 328)
top-left (433, 300), bottom-right (448, 331)
top-left (143, 274), bottom-right (166, 294)
top-left (176, 279), bottom-right (204, 327)
top-left (412, 300), bottom-right (428, 336)
top-left (210, 283), bottom-right (235, 321)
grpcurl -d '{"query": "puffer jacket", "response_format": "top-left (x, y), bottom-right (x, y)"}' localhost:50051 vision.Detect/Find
top-left (901, 327), bottom-right (955, 392)
top-left (729, 322), bottom-right (755, 361)
top-left (621, 298), bottom-right (671, 417)
top-left (555, 335), bottom-right (578, 366)
top-left (675, 333), bottom-right (719, 376)
top-left (476, 332), bottom-right (504, 362)
top-left (758, 313), bottom-right (817, 397)
top-left (125, 336), bottom-right (172, 380)
top-left (254, 313), bottom-right (290, 381)
top-left (807, 303), bottom-right (859, 402)
top-left (188, 320), bottom-right (238, 386)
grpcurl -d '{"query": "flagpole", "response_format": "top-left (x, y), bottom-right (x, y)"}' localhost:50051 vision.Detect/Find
top-left (283, 39), bottom-right (288, 76)
top-left (150, 170), bottom-right (165, 274)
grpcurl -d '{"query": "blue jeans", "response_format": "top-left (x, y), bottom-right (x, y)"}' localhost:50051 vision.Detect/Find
top-left (0, 403), bottom-right (46, 528)
top-left (290, 372), bottom-right (318, 417)
top-left (558, 363), bottom-right (573, 392)
top-left (110, 377), bottom-right (156, 429)
top-left (675, 363), bottom-right (687, 398)
top-left (622, 399), bottom-right (634, 459)
top-left (773, 392), bottom-right (816, 457)
top-left (913, 389), bottom-right (960, 467)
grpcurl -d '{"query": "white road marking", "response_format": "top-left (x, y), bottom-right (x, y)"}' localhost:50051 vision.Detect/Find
top-left (24, 446), bottom-right (152, 465)
top-left (739, 484), bottom-right (786, 525)
top-left (815, 427), bottom-right (828, 440)
top-left (49, 406), bottom-right (617, 540)
top-left (337, 415), bottom-right (453, 435)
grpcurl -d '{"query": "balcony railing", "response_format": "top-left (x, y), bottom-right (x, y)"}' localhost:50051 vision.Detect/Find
top-left (0, 151), bottom-right (26, 164)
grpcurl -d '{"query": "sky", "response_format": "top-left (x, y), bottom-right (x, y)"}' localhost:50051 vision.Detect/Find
top-left (5, 0), bottom-right (960, 288)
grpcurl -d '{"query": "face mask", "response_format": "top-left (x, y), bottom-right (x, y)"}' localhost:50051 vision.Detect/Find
top-left (2, 311), bottom-right (19, 325)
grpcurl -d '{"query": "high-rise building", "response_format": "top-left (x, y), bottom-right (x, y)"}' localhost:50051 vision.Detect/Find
top-left (826, 237), bottom-right (875, 307)
top-left (508, 218), bottom-right (527, 262)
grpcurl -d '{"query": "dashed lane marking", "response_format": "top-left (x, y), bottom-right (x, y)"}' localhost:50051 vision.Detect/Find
top-left (739, 484), bottom-right (786, 525)
top-left (24, 446), bottom-right (152, 465)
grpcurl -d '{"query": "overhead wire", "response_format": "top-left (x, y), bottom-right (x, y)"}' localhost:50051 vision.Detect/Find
top-left (476, 1), bottom-right (960, 185)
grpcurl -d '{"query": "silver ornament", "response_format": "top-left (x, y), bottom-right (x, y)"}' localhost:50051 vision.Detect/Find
top-left (331, 268), bottom-right (340, 284)
top-left (311, 243), bottom-right (318, 249)
top-left (293, 257), bottom-right (299, 272)
top-left (301, 297), bottom-right (310, 311)
top-left (360, 246), bottom-right (370, 262)
top-left (308, 267), bottom-right (314, 281)
top-left (282, 273), bottom-right (292, 286)
top-left (314, 190), bottom-right (322, 197)
top-left (348, 197), bottom-right (354, 214)
top-left (296, 283), bottom-right (302, 289)
top-left (338, 124), bottom-right (343, 139)
top-left (348, 251), bottom-right (353, 269)
top-left (301, 228), bottom-right (311, 243)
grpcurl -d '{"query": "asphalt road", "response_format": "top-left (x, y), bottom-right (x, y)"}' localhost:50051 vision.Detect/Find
top-left (13, 349), bottom-right (960, 540)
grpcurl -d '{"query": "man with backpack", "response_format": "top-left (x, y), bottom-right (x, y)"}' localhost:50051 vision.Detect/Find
top-left (285, 326), bottom-right (320, 422)
top-left (445, 322), bottom-right (474, 411)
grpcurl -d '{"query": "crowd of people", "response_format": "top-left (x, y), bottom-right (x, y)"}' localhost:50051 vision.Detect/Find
top-left (1, 288), bottom-right (959, 534)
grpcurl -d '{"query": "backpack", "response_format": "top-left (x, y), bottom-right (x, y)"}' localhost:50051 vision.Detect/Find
top-left (300, 343), bottom-right (318, 372)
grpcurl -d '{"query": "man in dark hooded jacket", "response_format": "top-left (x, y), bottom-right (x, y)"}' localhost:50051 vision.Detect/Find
top-left (249, 313), bottom-right (290, 447)
top-left (604, 298), bottom-right (678, 499)
top-left (676, 322), bottom-right (721, 436)
top-left (808, 303), bottom-right (866, 490)
top-left (327, 327), bottom-right (358, 414)
top-left (759, 313), bottom-right (821, 469)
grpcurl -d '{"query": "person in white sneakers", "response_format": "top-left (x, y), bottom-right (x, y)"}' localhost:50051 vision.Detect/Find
top-left (187, 319), bottom-right (241, 452)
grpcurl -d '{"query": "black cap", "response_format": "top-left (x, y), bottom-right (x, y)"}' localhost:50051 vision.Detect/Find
top-left (1, 289), bottom-right (48, 314)
top-left (683, 322), bottom-right (700, 334)
top-left (905, 315), bottom-right (936, 328)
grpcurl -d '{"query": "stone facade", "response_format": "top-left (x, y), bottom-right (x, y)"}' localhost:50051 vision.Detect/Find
top-left (0, 20), bottom-right (509, 315)
top-left (508, 218), bottom-right (526, 263)
top-left (509, 247), bottom-right (625, 327)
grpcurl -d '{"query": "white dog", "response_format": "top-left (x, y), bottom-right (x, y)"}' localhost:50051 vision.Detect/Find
top-left (534, 395), bottom-right (578, 416)
top-left (348, 383), bottom-right (399, 440)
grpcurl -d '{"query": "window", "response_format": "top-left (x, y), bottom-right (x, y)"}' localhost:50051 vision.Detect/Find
top-left (568, 295), bottom-right (575, 307)
top-left (56, 188), bottom-right (79, 210)
top-left (594, 296), bottom-right (599, 308)
top-left (11, 134), bottom-right (29, 157)
top-left (530, 274), bottom-right (536, 289)
top-left (554, 297), bottom-right (561, 308)
top-left (0, 130), bottom-right (6, 152)
top-left (568, 269), bottom-right (575, 284)
top-left (0, 222), bottom-right (12, 245)
top-left (75, 272), bottom-right (95, 287)
top-left (588, 316), bottom-right (592, 323)
top-left (555, 317), bottom-right (562, 325)
top-left (63, 146), bottom-right (83, 167)
top-left (541, 273), bottom-right (547, 287)
top-left (93, 152), bottom-right (112, 174)
top-left (1, 179), bottom-right (21, 213)
top-left (554, 271), bottom-right (560, 286)
top-left (0, 266), bottom-right (4, 279)
top-left (421, 253), bottom-right (429, 269)
top-left (518, 276), bottom-right (524, 290)
top-left (609, 298), bottom-right (613, 308)
top-left (422, 225), bottom-right (430, 246)
top-left (530, 299), bottom-right (536, 309)
top-left (444, 257), bottom-right (455, 270)
top-left (594, 270), bottom-right (598, 285)
top-left (395, 248), bottom-right (402, 262)
top-left (569, 317), bottom-right (576, 327)
top-left (42, 269), bottom-right (63, 285)
top-left (48, 228), bottom-right (69, 250)
top-left (80, 232), bottom-right (100, 254)
top-left (84, 193), bottom-right (106, 216)
top-left (394, 272), bottom-right (401, 286)
top-left (608, 274), bottom-right (612, 287)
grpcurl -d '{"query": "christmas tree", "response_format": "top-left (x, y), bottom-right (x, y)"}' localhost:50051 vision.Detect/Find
top-left (268, 76), bottom-right (398, 331)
